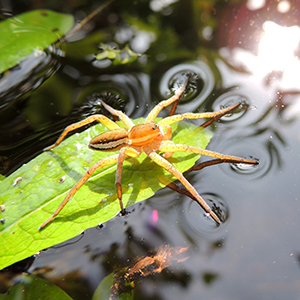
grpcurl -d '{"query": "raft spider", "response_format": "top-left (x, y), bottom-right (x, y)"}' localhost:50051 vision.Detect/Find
top-left (39, 78), bottom-right (257, 229)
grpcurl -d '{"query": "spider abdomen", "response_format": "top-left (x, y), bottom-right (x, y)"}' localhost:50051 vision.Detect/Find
top-left (89, 128), bottom-right (129, 151)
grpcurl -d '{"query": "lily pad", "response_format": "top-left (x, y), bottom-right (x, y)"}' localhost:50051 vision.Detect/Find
top-left (0, 273), bottom-right (73, 300)
top-left (0, 118), bottom-right (212, 270)
top-left (0, 9), bottom-right (74, 74)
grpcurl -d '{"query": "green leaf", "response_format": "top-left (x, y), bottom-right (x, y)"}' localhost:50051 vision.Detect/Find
top-left (0, 10), bottom-right (74, 74)
top-left (92, 273), bottom-right (114, 300)
top-left (0, 273), bottom-right (73, 300)
top-left (0, 174), bottom-right (5, 183)
top-left (92, 273), bottom-right (134, 300)
top-left (0, 118), bottom-right (212, 270)
top-left (95, 44), bottom-right (142, 65)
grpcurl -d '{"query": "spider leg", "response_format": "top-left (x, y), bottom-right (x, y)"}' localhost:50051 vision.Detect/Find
top-left (159, 141), bottom-right (258, 165)
top-left (160, 125), bottom-right (173, 159)
top-left (44, 115), bottom-right (121, 151)
top-left (143, 147), bottom-right (221, 224)
top-left (38, 154), bottom-right (119, 230)
top-left (167, 158), bottom-right (248, 200)
top-left (157, 103), bottom-right (241, 126)
top-left (199, 103), bottom-right (240, 128)
top-left (145, 79), bottom-right (188, 123)
top-left (115, 146), bottom-right (141, 212)
top-left (100, 100), bottom-right (135, 129)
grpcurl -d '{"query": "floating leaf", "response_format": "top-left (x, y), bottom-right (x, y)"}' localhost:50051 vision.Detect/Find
top-left (0, 9), bottom-right (74, 74)
top-left (0, 175), bottom-right (5, 183)
top-left (95, 44), bottom-right (141, 65)
top-left (0, 273), bottom-right (73, 300)
top-left (0, 118), bottom-right (212, 270)
top-left (92, 273), bottom-right (134, 300)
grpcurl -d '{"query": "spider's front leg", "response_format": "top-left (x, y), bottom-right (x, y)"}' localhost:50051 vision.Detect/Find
top-left (157, 103), bottom-right (242, 127)
top-left (158, 141), bottom-right (258, 165)
top-left (145, 78), bottom-right (188, 123)
top-left (38, 154), bottom-right (119, 230)
top-left (143, 147), bottom-right (221, 224)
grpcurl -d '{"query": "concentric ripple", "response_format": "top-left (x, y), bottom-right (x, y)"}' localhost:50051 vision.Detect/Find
top-left (178, 193), bottom-right (228, 237)
top-left (159, 61), bottom-right (215, 113)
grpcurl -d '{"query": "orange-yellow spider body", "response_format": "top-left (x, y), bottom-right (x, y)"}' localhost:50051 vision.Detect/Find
top-left (39, 80), bottom-right (257, 230)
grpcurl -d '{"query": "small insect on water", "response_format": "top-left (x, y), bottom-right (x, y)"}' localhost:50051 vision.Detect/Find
top-left (39, 78), bottom-right (258, 230)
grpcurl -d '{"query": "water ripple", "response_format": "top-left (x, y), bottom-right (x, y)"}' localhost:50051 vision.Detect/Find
top-left (178, 193), bottom-right (228, 238)
top-left (216, 135), bottom-right (271, 180)
top-left (158, 61), bottom-right (215, 113)
top-left (212, 93), bottom-right (249, 123)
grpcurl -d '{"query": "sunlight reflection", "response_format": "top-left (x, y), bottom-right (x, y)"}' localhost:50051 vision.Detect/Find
top-left (258, 21), bottom-right (300, 72)
top-left (247, 0), bottom-right (266, 11)
top-left (231, 21), bottom-right (300, 88)
top-left (277, 0), bottom-right (291, 13)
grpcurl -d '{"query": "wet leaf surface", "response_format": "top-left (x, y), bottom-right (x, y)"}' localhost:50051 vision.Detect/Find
top-left (0, 10), bottom-right (74, 73)
top-left (0, 273), bottom-right (73, 300)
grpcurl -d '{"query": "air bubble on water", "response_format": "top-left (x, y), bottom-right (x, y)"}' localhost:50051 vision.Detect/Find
top-left (233, 163), bottom-right (256, 171)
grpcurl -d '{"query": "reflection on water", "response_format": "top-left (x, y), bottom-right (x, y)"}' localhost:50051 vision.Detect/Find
top-left (0, 46), bottom-right (61, 110)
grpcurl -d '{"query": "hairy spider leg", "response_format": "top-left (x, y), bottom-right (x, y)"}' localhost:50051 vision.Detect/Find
top-left (160, 124), bottom-right (173, 159)
top-left (158, 141), bottom-right (258, 165)
top-left (199, 103), bottom-right (240, 128)
top-left (145, 79), bottom-right (188, 123)
top-left (39, 154), bottom-right (119, 230)
top-left (143, 147), bottom-right (221, 224)
top-left (100, 100), bottom-right (135, 129)
top-left (115, 146), bottom-right (141, 212)
top-left (44, 115), bottom-right (121, 151)
top-left (157, 103), bottom-right (242, 126)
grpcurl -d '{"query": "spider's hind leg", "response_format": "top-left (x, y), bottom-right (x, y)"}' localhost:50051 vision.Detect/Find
top-left (100, 100), bottom-right (135, 129)
top-left (44, 115), bottom-right (121, 151)
top-left (38, 153), bottom-right (120, 230)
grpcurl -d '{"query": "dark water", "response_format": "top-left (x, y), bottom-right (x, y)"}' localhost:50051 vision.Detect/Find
top-left (1, 1), bottom-right (300, 299)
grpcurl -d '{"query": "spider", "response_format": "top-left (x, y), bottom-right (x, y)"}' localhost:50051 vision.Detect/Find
top-left (39, 79), bottom-right (258, 230)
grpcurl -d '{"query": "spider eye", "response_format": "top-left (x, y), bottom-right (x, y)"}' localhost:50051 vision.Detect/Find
top-left (152, 124), bottom-right (157, 130)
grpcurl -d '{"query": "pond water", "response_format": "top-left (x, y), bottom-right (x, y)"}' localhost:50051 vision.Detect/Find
top-left (1, 1), bottom-right (300, 299)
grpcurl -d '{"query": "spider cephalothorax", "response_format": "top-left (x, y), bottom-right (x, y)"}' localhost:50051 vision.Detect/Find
top-left (39, 79), bottom-right (257, 230)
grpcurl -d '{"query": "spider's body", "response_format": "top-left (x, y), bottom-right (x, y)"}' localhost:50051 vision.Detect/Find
top-left (89, 122), bottom-right (163, 152)
top-left (39, 80), bottom-right (258, 230)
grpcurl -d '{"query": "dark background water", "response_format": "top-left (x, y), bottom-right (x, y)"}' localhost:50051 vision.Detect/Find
top-left (1, 0), bottom-right (300, 299)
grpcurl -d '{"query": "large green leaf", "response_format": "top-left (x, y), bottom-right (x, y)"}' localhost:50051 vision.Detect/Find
top-left (0, 10), bottom-right (74, 74)
top-left (0, 118), bottom-right (212, 270)
top-left (0, 273), bottom-right (73, 300)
